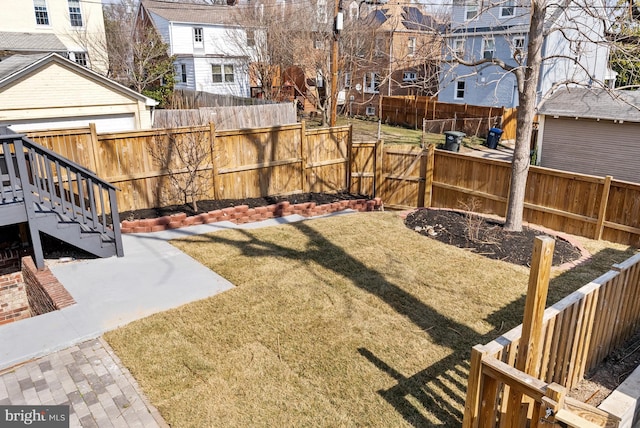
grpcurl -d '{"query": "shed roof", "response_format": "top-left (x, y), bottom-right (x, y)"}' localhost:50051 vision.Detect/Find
top-left (0, 32), bottom-right (67, 53)
top-left (140, 0), bottom-right (238, 25)
top-left (538, 88), bottom-right (640, 123)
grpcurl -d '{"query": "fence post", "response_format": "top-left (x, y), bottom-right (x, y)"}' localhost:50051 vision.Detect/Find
top-left (424, 144), bottom-right (435, 208)
top-left (594, 175), bottom-right (612, 240)
top-left (463, 344), bottom-right (488, 428)
top-left (347, 123), bottom-right (353, 192)
top-left (374, 139), bottom-right (384, 198)
top-left (209, 122), bottom-right (218, 200)
top-left (300, 121), bottom-right (309, 193)
top-left (518, 236), bottom-right (555, 375)
top-left (88, 123), bottom-right (100, 174)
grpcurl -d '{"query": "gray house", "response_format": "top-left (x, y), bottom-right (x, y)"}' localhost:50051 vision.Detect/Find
top-left (439, 0), bottom-right (616, 108)
top-left (536, 88), bottom-right (640, 184)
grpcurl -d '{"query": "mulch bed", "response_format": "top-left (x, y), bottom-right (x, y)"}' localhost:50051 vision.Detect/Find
top-left (404, 208), bottom-right (583, 267)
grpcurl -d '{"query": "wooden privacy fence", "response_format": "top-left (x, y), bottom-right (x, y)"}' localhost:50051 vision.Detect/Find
top-left (153, 103), bottom-right (297, 130)
top-left (27, 123), bottom-right (351, 212)
top-left (463, 240), bottom-right (640, 427)
top-left (380, 96), bottom-right (505, 135)
top-left (365, 145), bottom-right (640, 247)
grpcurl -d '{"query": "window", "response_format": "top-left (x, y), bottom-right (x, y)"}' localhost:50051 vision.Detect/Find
top-left (72, 52), bottom-right (87, 67)
top-left (314, 39), bottom-right (325, 49)
top-left (212, 64), bottom-right (234, 83)
top-left (179, 64), bottom-right (187, 83)
top-left (364, 72), bottom-right (380, 93)
top-left (500, 0), bottom-right (515, 17)
top-left (194, 27), bottom-right (203, 43)
top-left (512, 36), bottom-right (525, 57)
top-left (465, 1), bottom-right (478, 20)
top-left (247, 29), bottom-right (255, 47)
top-left (483, 38), bottom-right (495, 59)
top-left (455, 80), bottom-right (465, 99)
top-left (344, 72), bottom-right (351, 88)
top-left (68, 0), bottom-right (83, 26)
top-left (34, 0), bottom-right (49, 25)
top-left (408, 37), bottom-right (416, 56)
top-left (453, 39), bottom-right (465, 57)
top-left (317, 0), bottom-right (328, 24)
top-left (366, 106), bottom-right (376, 116)
top-left (403, 71), bottom-right (417, 82)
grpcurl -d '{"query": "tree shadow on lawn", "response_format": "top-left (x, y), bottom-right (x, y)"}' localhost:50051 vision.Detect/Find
top-left (163, 222), bottom-right (634, 427)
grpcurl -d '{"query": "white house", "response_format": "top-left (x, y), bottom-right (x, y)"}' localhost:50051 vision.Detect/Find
top-left (439, 0), bottom-right (617, 108)
top-left (0, 53), bottom-right (157, 132)
top-left (138, 0), bottom-right (260, 97)
top-left (0, 0), bottom-right (108, 75)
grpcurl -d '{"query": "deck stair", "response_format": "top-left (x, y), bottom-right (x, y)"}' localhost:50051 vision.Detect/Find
top-left (0, 133), bottom-right (123, 268)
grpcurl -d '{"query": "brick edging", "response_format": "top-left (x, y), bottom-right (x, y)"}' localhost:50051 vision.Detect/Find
top-left (401, 207), bottom-right (591, 271)
top-left (120, 198), bottom-right (384, 234)
top-left (22, 256), bottom-right (75, 313)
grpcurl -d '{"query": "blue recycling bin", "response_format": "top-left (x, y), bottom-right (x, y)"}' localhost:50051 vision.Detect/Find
top-left (486, 127), bottom-right (503, 149)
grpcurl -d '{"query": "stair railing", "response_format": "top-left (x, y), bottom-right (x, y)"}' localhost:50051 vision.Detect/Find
top-left (2, 133), bottom-right (123, 268)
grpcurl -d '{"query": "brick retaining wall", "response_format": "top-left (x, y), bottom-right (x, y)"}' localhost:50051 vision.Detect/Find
top-left (0, 271), bottom-right (30, 325)
top-left (120, 198), bottom-right (384, 234)
top-left (22, 257), bottom-right (75, 315)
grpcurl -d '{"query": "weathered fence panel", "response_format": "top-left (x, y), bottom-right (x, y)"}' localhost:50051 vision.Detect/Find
top-left (154, 103), bottom-right (297, 130)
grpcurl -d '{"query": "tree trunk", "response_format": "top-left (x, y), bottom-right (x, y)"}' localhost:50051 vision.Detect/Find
top-left (504, 0), bottom-right (545, 232)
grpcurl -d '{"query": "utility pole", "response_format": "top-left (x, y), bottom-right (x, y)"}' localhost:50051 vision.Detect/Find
top-left (330, 0), bottom-right (343, 127)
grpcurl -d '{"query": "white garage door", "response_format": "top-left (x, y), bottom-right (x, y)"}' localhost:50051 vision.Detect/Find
top-left (3, 114), bottom-right (137, 133)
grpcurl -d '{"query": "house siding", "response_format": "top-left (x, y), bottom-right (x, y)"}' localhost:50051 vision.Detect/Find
top-left (441, 0), bottom-right (613, 108)
top-left (0, 0), bottom-right (108, 74)
top-left (0, 59), bottom-right (152, 131)
top-left (540, 117), bottom-right (640, 184)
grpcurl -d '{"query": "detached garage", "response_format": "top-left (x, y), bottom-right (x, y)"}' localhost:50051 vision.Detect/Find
top-left (0, 53), bottom-right (157, 133)
top-left (536, 88), bottom-right (640, 184)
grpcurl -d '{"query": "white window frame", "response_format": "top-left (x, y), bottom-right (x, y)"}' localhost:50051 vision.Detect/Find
top-left (68, 0), bottom-right (83, 27)
top-left (193, 27), bottom-right (204, 47)
top-left (455, 80), bottom-right (466, 99)
top-left (34, 0), bottom-right (49, 25)
top-left (483, 38), bottom-right (495, 60)
top-left (179, 64), bottom-right (187, 83)
top-left (408, 37), bottom-right (416, 56)
top-left (212, 64), bottom-right (234, 83)
top-left (364, 72), bottom-right (380, 94)
top-left (453, 39), bottom-right (465, 57)
top-left (500, 0), bottom-right (515, 18)
top-left (403, 71), bottom-right (417, 82)
top-left (314, 39), bottom-right (325, 50)
top-left (366, 106), bottom-right (376, 116)
top-left (465, 1), bottom-right (478, 21)
top-left (512, 36), bottom-right (525, 57)
top-left (344, 72), bottom-right (352, 88)
top-left (71, 51), bottom-right (87, 67)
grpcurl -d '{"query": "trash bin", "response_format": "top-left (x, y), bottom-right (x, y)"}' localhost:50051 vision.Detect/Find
top-left (443, 131), bottom-right (466, 152)
top-left (486, 127), bottom-right (503, 149)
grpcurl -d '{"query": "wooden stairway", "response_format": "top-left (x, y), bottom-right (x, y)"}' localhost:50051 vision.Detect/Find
top-left (0, 133), bottom-right (123, 268)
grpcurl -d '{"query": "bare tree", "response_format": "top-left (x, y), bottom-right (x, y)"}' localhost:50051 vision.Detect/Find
top-left (149, 122), bottom-right (214, 212)
top-left (441, 0), bottom-right (630, 231)
top-left (103, 0), bottom-right (176, 106)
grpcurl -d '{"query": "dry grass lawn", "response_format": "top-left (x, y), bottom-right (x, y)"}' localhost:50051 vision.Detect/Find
top-left (105, 212), bottom-right (635, 427)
